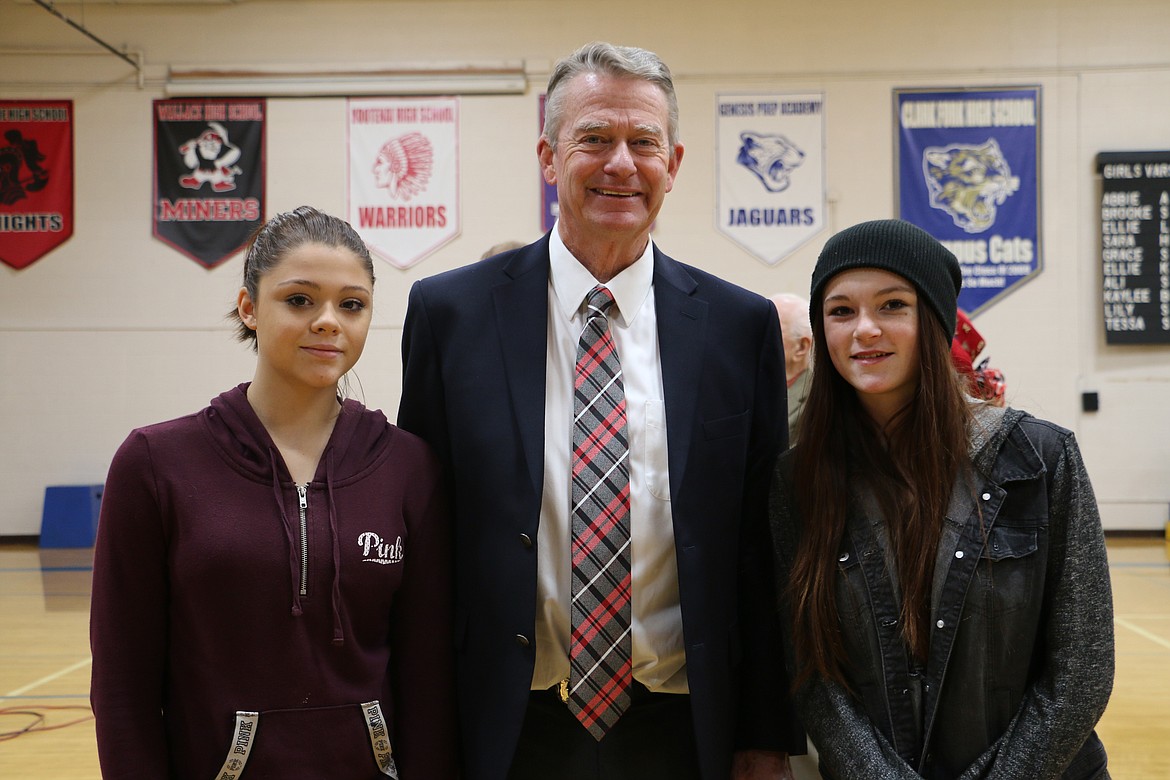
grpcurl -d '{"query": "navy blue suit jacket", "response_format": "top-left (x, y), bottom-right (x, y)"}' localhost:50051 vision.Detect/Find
top-left (398, 234), bottom-right (802, 780)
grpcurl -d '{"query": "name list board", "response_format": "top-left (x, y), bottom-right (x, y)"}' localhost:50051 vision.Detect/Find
top-left (1096, 151), bottom-right (1170, 345)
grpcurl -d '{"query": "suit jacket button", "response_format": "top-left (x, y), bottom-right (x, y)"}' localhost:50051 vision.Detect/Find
top-left (519, 533), bottom-right (533, 548)
top-left (516, 634), bottom-right (530, 647)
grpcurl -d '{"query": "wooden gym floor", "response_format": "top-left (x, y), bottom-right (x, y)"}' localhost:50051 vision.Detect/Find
top-left (1, 537), bottom-right (1167, 778)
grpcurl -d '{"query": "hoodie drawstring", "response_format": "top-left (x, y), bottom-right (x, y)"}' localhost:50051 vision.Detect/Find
top-left (325, 449), bottom-right (346, 646)
top-left (270, 448), bottom-right (304, 618)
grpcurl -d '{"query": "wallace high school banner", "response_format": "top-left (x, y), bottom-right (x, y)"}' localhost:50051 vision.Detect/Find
top-left (717, 93), bottom-right (826, 265)
top-left (153, 98), bottom-right (266, 268)
top-left (0, 100), bottom-right (73, 270)
top-left (348, 97), bottom-right (460, 269)
top-left (896, 87), bottom-right (1041, 315)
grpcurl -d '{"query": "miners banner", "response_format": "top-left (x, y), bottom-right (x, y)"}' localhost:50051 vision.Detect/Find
top-left (896, 86), bottom-right (1041, 315)
top-left (0, 100), bottom-right (74, 270)
top-left (153, 98), bottom-right (265, 268)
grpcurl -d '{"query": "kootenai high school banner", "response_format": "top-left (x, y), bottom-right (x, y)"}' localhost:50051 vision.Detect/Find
top-left (1, 100), bottom-right (74, 270)
top-left (347, 97), bottom-right (460, 270)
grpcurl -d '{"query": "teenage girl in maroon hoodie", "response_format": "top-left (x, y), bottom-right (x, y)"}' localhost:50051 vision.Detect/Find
top-left (90, 206), bottom-right (457, 779)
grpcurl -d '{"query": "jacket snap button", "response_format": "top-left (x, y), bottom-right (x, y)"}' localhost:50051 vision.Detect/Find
top-left (936, 619), bottom-right (945, 629)
top-left (515, 634), bottom-right (530, 647)
top-left (982, 492), bottom-right (991, 501)
top-left (519, 533), bottom-right (533, 548)
top-left (838, 552), bottom-right (849, 562)
top-left (954, 550), bottom-right (964, 559)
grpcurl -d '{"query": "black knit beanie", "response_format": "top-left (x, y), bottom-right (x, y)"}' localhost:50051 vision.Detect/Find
top-left (810, 219), bottom-right (962, 336)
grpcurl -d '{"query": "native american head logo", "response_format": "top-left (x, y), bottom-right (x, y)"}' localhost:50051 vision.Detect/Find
top-left (736, 131), bottom-right (805, 193)
top-left (372, 132), bottom-right (433, 202)
top-left (922, 139), bottom-right (1019, 233)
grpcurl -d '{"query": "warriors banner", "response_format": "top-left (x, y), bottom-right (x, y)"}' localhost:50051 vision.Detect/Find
top-left (347, 97), bottom-right (460, 269)
top-left (716, 93), bottom-right (826, 265)
top-left (896, 87), bottom-right (1041, 315)
top-left (153, 98), bottom-right (266, 268)
top-left (0, 100), bottom-right (74, 270)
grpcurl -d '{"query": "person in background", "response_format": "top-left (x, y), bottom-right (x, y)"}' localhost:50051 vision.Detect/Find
top-left (90, 206), bottom-right (456, 780)
top-left (769, 219), bottom-right (1113, 779)
top-left (770, 293), bottom-right (813, 444)
top-left (398, 41), bottom-right (803, 780)
top-left (482, 239), bottom-right (528, 260)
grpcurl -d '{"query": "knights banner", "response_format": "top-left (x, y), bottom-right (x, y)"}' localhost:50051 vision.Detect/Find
top-left (1, 100), bottom-right (73, 270)
top-left (716, 93), bottom-right (826, 265)
top-left (153, 98), bottom-right (265, 268)
top-left (896, 87), bottom-right (1041, 315)
top-left (347, 97), bottom-right (460, 269)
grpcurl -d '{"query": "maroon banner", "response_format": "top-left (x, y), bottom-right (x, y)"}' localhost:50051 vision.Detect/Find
top-left (0, 100), bottom-right (74, 270)
top-left (152, 98), bottom-right (265, 268)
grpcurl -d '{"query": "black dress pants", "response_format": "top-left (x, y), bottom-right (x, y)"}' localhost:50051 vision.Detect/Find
top-left (506, 682), bottom-right (702, 780)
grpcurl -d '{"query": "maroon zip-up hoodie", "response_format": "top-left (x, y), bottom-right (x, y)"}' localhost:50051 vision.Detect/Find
top-left (90, 384), bottom-right (457, 779)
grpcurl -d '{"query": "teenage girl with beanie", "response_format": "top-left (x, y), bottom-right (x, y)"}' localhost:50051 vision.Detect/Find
top-left (90, 206), bottom-right (457, 779)
top-left (769, 219), bottom-right (1114, 779)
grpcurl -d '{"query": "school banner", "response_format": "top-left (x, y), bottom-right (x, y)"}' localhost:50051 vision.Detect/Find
top-left (347, 97), bottom-right (459, 269)
top-left (0, 100), bottom-right (73, 270)
top-left (716, 93), bottom-right (826, 265)
top-left (896, 87), bottom-right (1041, 315)
top-left (153, 98), bottom-right (266, 268)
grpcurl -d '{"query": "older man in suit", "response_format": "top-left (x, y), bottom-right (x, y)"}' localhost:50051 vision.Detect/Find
top-left (397, 41), bottom-right (803, 780)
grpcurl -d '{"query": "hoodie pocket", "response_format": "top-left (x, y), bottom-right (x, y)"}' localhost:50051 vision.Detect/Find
top-left (211, 701), bottom-right (397, 780)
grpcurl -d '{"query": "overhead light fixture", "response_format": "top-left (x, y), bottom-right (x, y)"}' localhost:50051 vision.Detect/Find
top-left (165, 61), bottom-right (528, 97)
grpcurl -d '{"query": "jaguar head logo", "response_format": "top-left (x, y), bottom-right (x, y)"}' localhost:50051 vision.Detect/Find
top-left (736, 131), bottom-right (805, 193)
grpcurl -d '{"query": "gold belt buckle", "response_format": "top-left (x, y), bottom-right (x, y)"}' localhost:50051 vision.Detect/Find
top-left (558, 677), bottom-right (570, 704)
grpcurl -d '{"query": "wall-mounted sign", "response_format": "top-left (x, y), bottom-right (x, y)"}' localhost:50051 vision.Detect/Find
top-left (0, 100), bottom-right (73, 270)
top-left (716, 93), bottom-right (826, 265)
top-left (347, 97), bottom-right (460, 270)
top-left (1096, 151), bottom-right (1170, 344)
top-left (152, 98), bottom-right (266, 268)
top-left (896, 87), bottom-right (1041, 315)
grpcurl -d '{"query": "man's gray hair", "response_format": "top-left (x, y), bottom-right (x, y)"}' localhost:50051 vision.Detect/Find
top-left (542, 41), bottom-right (679, 150)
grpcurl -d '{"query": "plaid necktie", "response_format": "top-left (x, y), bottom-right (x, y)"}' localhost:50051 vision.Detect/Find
top-left (568, 285), bottom-right (632, 740)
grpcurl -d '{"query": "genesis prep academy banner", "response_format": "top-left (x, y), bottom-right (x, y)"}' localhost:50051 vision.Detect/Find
top-left (896, 87), bottom-right (1041, 315)
top-left (1, 100), bottom-right (73, 270)
top-left (716, 93), bottom-right (826, 266)
top-left (153, 98), bottom-right (265, 268)
top-left (348, 97), bottom-right (459, 269)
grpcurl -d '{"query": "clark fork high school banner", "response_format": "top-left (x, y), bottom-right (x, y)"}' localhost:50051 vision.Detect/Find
top-left (153, 98), bottom-right (266, 268)
top-left (1, 100), bottom-right (73, 270)
top-left (347, 97), bottom-right (460, 269)
top-left (716, 93), bottom-right (826, 265)
top-left (896, 86), bottom-right (1041, 315)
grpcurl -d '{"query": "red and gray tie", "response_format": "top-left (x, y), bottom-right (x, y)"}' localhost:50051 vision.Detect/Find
top-left (568, 284), bottom-right (633, 740)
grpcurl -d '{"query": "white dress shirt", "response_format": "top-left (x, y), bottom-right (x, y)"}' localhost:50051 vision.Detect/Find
top-left (530, 226), bottom-right (688, 694)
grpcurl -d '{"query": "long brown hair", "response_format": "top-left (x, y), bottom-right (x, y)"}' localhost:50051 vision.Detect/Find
top-left (788, 288), bottom-right (972, 687)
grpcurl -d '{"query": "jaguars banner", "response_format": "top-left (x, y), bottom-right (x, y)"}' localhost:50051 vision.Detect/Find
top-left (153, 98), bottom-right (266, 268)
top-left (1, 100), bottom-right (73, 270)
top-left (716, 93), bottom-right (826, 266)
top-left (896, 87), bottom-right (1041, 315)
top-left (347, 97), bottom-right (460, 269)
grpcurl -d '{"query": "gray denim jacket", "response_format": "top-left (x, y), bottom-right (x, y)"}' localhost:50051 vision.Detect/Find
top-left (770, 406), bottom-right (1114, 779)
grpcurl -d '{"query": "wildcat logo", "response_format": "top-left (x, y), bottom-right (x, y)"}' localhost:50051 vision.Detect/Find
top-left (357, 532), bottom-right (404, 565)
top-left (736, 131), bottom-right (805, 192)
top-left (922, 139), bottom-right (1019, 233)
